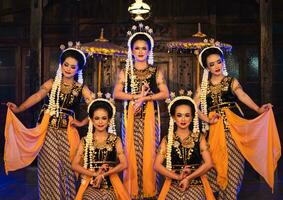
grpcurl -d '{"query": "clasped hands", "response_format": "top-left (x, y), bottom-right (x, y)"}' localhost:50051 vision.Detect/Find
top-left (90, 164), bottom-right (110, 188)
top-left (175, 165), bottom-right (193, 192)
top-left (132, 83), bottom-right (151, 113)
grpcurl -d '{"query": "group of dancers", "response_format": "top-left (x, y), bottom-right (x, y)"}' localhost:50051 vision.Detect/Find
top-left (4, 24), bottom-right (281, 200)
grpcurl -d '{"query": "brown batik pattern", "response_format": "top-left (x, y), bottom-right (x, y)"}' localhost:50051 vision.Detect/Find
top-left (82, 187), bottom-right (116, 200)
top-left (38, 127), bottom-right (76, 200)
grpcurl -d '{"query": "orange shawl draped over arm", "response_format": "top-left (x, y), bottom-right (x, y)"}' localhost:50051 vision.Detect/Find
top-left (4, 108), bottom-right (80, 174)
top-left (209, 108), bottom-right (281, 192)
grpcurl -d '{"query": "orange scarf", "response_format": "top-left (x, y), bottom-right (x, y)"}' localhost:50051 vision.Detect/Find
top-left (123, 101), bottom-right (156, 198)
top-left (75, 174), bottom-right (130, 200)
top-left (209, 108), bottom-right (281, 192)
top-left (158, 176), bottom-right (215, 200)
top-left (4, 108), bottom-right (80, 174)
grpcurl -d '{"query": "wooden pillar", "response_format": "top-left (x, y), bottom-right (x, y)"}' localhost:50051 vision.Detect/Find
top-left (30, 0), bottom-right (42, 93)
top-left (29, 0), bottom-right (42, 124)
top-left (260, 0), bottom-right (272, 103)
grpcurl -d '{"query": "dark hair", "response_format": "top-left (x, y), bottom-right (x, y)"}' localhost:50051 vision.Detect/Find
top-left (130, 34), bottom-right (151, 50)
top-left (60, 49), bottom-right (86, 70)
top-left (201, 48), bottom-right (224, 68)
top-left (170, 99), bottom-right (196, 131)
top-left (88, 101), bottom-right (113, 119)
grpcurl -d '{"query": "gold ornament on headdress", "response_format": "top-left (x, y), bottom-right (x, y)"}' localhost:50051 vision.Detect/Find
top-left (165, 90), bottom-right (200, 170)
top-left (84, 92), bottom-right (117, 170)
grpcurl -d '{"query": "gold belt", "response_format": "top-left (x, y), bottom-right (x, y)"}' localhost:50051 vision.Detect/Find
top-left (208, 102), bottom-right (244, 116)
top-left (41, 104), bottom-right (76, 129)
top-left (172, 163), bottom-right (201, 171)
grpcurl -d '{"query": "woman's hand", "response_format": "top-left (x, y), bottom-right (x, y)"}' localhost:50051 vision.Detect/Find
top-left (133, 97), bottom-right (145, 113)
top-left (257, 103), bottom-right (273, 114)
top-left (99, 164), bottom-right (109, 172)
top-left (6, 102), bottom-right (21, 113)
top-left (141, 83), bottom-right (150, 97)
top-left (181, 166), bottom-right (192, 176)
top-left (92, 164), bottom-right (108, 188)
top-left (208, 113), bottom-right (220, 124)
top-left (179, 177), bottom-right (190, 192)
top-left (93, 174), bottom-right (104, 188)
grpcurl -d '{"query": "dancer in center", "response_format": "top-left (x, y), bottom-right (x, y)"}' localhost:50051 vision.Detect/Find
top-left (113, 24), bottom-right (169, 199)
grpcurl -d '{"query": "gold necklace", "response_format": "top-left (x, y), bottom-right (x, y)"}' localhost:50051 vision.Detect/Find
top-left (61, 82), bottom-right (74, 93)
top-left (62, 81), bottom-right (73, 86)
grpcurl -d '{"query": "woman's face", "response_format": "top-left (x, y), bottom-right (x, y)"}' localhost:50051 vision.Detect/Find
top-left (61, 57), bottom-right (79, 79)
top-left (132, 40), bottom-right (149, 63)
top-left (92, 108), bottom-right (110, 132)
top-left (206, 54), bottom-right (224, 76)
top-left (173, 104), bottom-right (192, 130)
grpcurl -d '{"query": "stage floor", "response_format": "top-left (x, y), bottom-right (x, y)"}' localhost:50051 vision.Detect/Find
top-left (0, 160), bottom-right (282, 200)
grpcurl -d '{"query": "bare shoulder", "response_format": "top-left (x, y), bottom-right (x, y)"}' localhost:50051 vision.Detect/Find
top-left (40, 79), bottom-right (53, 91)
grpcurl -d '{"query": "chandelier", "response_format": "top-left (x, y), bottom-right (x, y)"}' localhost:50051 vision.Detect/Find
top-left (128, 0), bottom-right (150, 21)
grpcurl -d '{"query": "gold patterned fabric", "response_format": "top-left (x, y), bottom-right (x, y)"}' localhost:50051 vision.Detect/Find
top-left (157, 133), bottom-right (209, 199)
top-left (38, 82), bottom-right (83, 129)
top-left (169, 134), bottom-right (202, 168)
top-left (82, 133), bottom-right (119, 189)
top-left (163, 133), bottom-right (203, 188)
top-left (126, 66), bottom-right (159, 95)
top-left (206, 76), bottom-right (237, 110)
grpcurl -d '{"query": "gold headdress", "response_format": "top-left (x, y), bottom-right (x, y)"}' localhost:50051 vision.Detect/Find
top-left (165, 90), bottom-right (200, 170)
top-left (84, 92), bottom-right (116, 170)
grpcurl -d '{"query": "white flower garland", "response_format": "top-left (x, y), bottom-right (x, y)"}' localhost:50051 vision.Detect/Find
top-left (84, 118), bottom-right (95, 170)
top-left (166, 117), bottom-right (174, 170)
top-left (77, 70), bottom-right (83, 84)
top-left (200, 69), bottom-right (209, 132)
top-left (47, 65), bottom-right (62, 117)
top-left (222, 60), bottom-right (228, 76)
